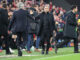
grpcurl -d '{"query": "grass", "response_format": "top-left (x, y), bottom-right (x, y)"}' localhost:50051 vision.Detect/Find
top-left (0, 47), bottom-right (80, 60)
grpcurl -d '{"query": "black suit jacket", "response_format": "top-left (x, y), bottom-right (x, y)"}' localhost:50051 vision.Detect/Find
top-left (36, 12), bottom-right (55, 36)
top-left (0, 8), bottom-right (9, 35)
top-left (8, 9), bottom-right (29, 33)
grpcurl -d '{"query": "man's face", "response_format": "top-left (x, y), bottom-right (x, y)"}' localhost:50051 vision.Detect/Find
top-left (44, 5), bottom-right (49, 13)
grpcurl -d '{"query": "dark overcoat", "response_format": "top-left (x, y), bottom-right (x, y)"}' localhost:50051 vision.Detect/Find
top-left (8, 9), bottom-right (28, 33)
top-left (36, 12), bottom-right (55, 36)
top-left (0, 8), bottom-right (9, 35)
top-left (64, 11), bottom-right (77, 38)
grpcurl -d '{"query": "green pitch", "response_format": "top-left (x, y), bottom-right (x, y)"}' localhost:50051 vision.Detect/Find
top-left (0, 47), bottom-right (80, 60)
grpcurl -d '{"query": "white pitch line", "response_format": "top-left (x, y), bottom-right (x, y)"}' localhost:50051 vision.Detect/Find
top-left (33, 53), bottom-right (79, 60)
top-left (0, 55), bottom-right (41, 58)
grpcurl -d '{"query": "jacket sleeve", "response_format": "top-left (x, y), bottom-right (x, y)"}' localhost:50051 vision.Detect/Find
top-left (35, 13), bottom-right (43, 36)
top-left (67, 14), bottom-right (77, 26)
top-left (4, 11), bottom-right (9, 27)
top-left (35, 13), bottom-right (42, 20)
top-left (0, 9), bottom-right (9, 27)
top-left (8, 12), bottom-right (16, 31)
top-left (26, 11), bottom-right (35, 20)
top-left (50, 14), bottom-right (56, 31)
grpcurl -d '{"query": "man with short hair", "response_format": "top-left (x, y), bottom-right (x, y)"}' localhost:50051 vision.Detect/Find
top-left (55, 5), bottom-right (79, 53)
top-left (36, 4), bottom-right (56, 54)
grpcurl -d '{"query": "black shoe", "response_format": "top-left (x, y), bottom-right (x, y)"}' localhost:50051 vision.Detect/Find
top-left (18, 50), bottom-right (22, 56)
top-left (74, 51), bottom-right (79, 53)
top-left (46, 51), bottom-right (48, 55)
top-left (18, 47), bottom-right (22, 56)
top-left (42, 51), bottom-right (44, 54)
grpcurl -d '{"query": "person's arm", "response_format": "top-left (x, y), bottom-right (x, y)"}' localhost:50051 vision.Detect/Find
top-left (50, 14), bottom-right (57, 37)
top-left (35, 13), bottom-right (42, 20)
top-left (8, 12), bottom-right (16, 32)
top-left (67, 14), bottom-right (77, 26)
top-left (35, 13), bottom-right (43, 36)
top-left (51, 14), bottom-right (56, 31)
top-left (26, 11), bottom-right (35, 20)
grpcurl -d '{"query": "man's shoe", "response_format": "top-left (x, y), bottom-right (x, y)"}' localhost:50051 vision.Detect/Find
top-left (46, 51), bottom-right (48, 55)
top-left (9, 48), bottom-right (15, 53)
top-left (18, 47), bottom-right (22, 56)
top-left (74, 51), bottom-right (80, 53)
top-left (18, 50), bottom-right (22, 56)
top-left (42, 51), bottom-right (44, 54)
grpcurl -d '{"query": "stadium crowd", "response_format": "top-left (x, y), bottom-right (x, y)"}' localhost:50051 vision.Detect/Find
top-left (0, 0), bottom-right (80, 56)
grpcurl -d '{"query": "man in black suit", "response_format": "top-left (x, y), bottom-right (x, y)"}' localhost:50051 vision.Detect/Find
top-left (0, 4), bottom-right (11, 54)
top-left (36, 4), bottom-right (56, 54)
top-left (8, 3), bottom-right (29, 56)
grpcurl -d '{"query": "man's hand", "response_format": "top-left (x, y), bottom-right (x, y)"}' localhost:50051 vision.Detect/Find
top-left (8, 30), bottom-right (12, 34)
top-left (12, 35), bottom-right (17, 39)
top-left (12, 35), bottom-right (17, 42)
top-left (30, 10), bottom-right (34, 14)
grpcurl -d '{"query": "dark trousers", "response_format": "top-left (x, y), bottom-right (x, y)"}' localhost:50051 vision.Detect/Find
top-left (57, 37), bottom-right (78, 52)
top-left (0, 34), bottom-right (10, 53)
top-left (15, 32), bottom-right (28, 49)
top-left (41, 33), bottom-right (51, 51)
top-left (0, 38), bottom-right (2, 47)
top-left (55, 32), bottom-right (64, 41)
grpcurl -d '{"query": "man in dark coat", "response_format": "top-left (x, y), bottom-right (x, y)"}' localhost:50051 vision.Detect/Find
top-left (55, 5), bottom-right (79, 53)
top-left (8, 3), bottom-right (28, 56)
top-left (36, 4), bottom-right (56, 54)
top-left (0, 4), bottom-right (12, 54)
top-left (26, 8), bottom-right (37, 53)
